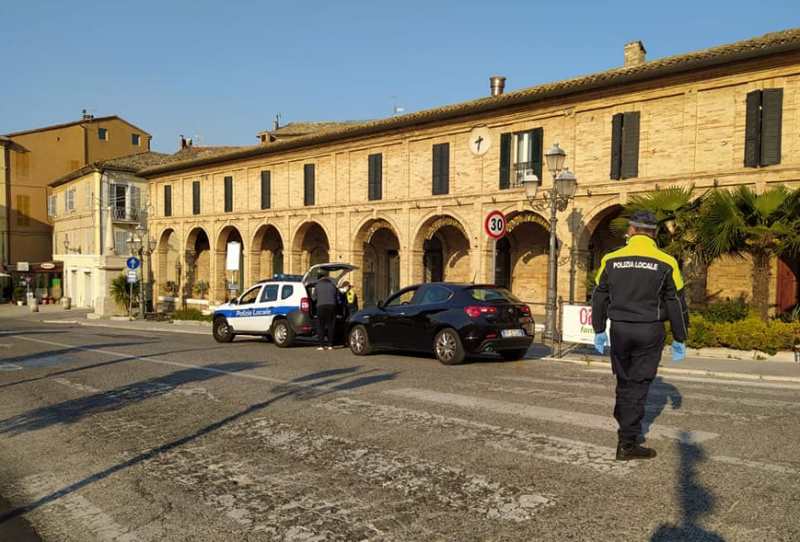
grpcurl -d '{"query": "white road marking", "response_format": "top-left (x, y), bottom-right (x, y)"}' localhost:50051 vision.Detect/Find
top-left (583, 368), bottom-right (800, 391)
top-left (6, 473), bottom-right (139, 541)
top-left (0, 362), bottom-right (22, 371)
top-left (52, 377), bottom-right (102, 394)
top-left (320, 397), bottom-right (635, 475)
top-left (710, 455), bottom-right (799, 476)
top-left (386, 388), bottom-right (719, 443)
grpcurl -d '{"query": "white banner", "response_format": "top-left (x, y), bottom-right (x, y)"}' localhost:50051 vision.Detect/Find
top-left (561, 304), bottom-right (609, 345)
top-left (225, 242), bottom-right (241, 271)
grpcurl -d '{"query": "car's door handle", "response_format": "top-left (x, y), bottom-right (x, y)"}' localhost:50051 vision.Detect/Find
top-left (397, 312), bottom-right (406, 316)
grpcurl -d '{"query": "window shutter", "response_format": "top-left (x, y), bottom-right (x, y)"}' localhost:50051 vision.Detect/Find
top-left (610, 113), bottom-right (623, 179)
top-left (261, 170), bottom-right (271, 209)
top-left (368, 153), bottom-right (382, 200)
top-left (192, 181), bottom-right (201, 215)
top-left (621, 111), bottom-right (640, 179)
top-left (130, 186), bottom-right (141, 218)
top-left (164, 185), bottom-right (172, 217)
top-left (531, 128), bottom-right (544, 183)
top-left (304, 164), bottom-right (315, 206)
top-left (744, 90), bottom-right (762, 168)
top-left (432, 143), bottom-right (449, 195)
top-left (499, 133), bottom-right (512, 189)
top-left (224, 176), bottom-right (233, 212)
top-left (760, 88), bottom-right (782, 166)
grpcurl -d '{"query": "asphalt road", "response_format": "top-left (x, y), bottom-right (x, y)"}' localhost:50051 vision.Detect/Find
top-left (0, 312), bottom-right (798, 541)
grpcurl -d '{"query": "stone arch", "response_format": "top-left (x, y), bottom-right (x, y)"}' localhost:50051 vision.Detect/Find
top-left (250, 224), bottom-right (285, 281)
top-left (185, 226), bottom-right (211, 299)
top-left (156, 228), bottom-right (180, 296)
top-left (496, 210), bottom-right (551, 305)
top-left (291, 221), bottom-right (330, 273)
top-left (215, 225), bottom-right (245, 302)
top-left (353, 218), bottom-right (402, 306)
top-left (412, 214), bottom-right (472, 284)
top-left (575, 203), bottom-right (626, 301)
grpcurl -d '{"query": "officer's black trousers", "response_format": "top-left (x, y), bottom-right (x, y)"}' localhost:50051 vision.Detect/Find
top-left (609, 321), bottom-right (666, 445)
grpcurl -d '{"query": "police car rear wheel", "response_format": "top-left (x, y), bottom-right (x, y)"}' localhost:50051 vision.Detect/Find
top-left (434, 328), bottom-right (465, 365)
top-left (213, 317), bottom-right (234, 343)
top-left (272, 320), bottom-right (294, 348)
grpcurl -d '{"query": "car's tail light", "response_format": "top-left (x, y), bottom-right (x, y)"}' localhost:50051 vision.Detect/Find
top-left (519, 304), bottom-right (531, 315)
top-left (300, 298), bottom-right (310, 313)
top-left (464, 305), bottom-right (497, 318)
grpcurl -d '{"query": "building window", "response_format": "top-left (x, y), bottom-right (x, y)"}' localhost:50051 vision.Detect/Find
top-left (16, 195), bottom-right (31, 226)
top-left (432, 143), bottom-right (450, 195)
top-left (48, 195), bottom-right (57, 217)
top-left (499, 128), bottom-right (543, 189)
top-left (98, 128), bottom-right (108, 141)
top-left (303, 164), bottom-right (315, 206)
top-left (224, 176), bottom-right (233, 212)
top-left (610, 112), bottom-right (640, 180)
top-left (260, 170), bottom-right (271, 209)
top-left (132, 133), bottom-right (141, 146)
top-left (114, 230), bottom-right (129, 255)
top-left (368, 153), bottom-right (383, 201)
top-left (66, 189), bottom-right (76, 213)
top-left (745, 89), bottom-right (783, 167)
top-left (164, 185), bottom-right (172, 217)
top-left (192, 180), bottom-right (201, 215)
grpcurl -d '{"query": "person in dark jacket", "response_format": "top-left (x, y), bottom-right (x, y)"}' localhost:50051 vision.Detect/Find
top-left (312, 273), bottom-right (339, 350)
top-left (592, 211), bottom-right (688, 461)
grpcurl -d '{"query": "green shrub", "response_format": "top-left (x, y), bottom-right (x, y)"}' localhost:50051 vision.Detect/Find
top-left (671, 314), bottom-right (800, 355)
top-left (699, 295), bottom-right (751, 323)
top-left (777, 305), bottom-right (800, 323)
top-left (110, 274), bottom-right (139, 310)
top-left (172, 308), bottom-right (211, 322)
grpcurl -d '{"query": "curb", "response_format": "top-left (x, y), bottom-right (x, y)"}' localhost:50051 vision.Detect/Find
top-left (543, 356), bottom-right (800, 384)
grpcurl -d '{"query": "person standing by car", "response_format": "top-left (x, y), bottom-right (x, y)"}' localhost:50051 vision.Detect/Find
top-left (312, 272), bottom-right (339, 350)
top-left (591, 211), bottom-right (688, 461)
top-left (340, 281), bottom-right (359, 318)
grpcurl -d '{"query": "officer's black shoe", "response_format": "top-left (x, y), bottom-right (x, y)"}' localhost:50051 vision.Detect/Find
top-left (616, 442), bottom-right (657, 461)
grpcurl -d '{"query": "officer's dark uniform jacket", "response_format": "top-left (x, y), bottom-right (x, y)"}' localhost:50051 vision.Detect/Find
top-left (591, 235), bottom-right (688, 342)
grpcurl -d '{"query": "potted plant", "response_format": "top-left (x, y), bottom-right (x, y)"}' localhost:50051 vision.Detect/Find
top-left (13, 285), bottom-right (26, 306)
top-left (194, 280), bottom-right (209, 299)
top-left (163, 281), bottom-right (179, 297)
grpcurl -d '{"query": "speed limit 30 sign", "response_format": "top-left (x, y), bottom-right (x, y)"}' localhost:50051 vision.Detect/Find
top-left (484, 210), bottom-right (507, 240)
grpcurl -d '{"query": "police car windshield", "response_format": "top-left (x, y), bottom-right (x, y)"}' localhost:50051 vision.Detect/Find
top-left (467, 287), bottom-right (521, 303)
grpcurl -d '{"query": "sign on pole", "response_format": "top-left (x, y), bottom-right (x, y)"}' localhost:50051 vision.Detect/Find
top-left (561, 304), bottom-right (610, 345)
top-left (484, 210), bottom-right (507, 240)
top-left (126, 257), bottom-right (141, 270)
top-left (226, 242), bottom-right (241, 271)
top-left (126, 270), bottom-right (139, 284)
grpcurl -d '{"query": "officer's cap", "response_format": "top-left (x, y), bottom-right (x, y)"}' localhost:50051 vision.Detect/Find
top-left (629, 211), bottom-right (658, 230)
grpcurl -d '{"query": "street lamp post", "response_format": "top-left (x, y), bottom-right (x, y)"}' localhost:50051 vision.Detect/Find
top-left (127, 225), bottom-right (157, 320)
top-left (520, 142), bottom-right (578, 342)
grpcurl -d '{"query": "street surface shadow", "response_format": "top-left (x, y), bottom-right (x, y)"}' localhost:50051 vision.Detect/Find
top-left (0, 364), bottom-right (398, 523)
top-left (0, 362), bottom-right (260, 437)
top-left (642, 377), bottom-right (683, 441)
top-left (0, 340), bottom-right (160, 370)
top-left (0, 330), bottom-right (67, 338)
top-left (650, 432), bottom-right (726, 541)
top-left (0, 345), bottom-right (233, 390)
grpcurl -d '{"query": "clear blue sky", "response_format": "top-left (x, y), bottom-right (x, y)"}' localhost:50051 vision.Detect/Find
top-left (1, 1), bottom-right (797, 152)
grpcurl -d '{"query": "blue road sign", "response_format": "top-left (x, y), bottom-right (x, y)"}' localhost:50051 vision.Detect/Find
top-left (127, 257), bottom-right (141, 270)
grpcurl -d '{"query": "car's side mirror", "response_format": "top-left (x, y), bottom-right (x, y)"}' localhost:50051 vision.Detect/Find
top-left (230, 297), bottom-right (239, 305)
top-left (376, 299), bottom-right (385, 309)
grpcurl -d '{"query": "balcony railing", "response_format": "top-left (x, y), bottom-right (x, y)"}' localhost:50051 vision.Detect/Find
top-left (512, 161), bottom-right (540, 188)
top-left (112, 206), bottom-right (138, 221)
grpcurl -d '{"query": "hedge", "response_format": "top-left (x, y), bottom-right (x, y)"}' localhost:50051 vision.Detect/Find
top-left (668, 315), bottom-right (800, 356)
top-left (172, 308), bottom-right (212, 322)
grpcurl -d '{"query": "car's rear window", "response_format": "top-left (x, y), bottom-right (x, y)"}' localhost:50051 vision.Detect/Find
top-left (467, 287), bottom-right (522, 303)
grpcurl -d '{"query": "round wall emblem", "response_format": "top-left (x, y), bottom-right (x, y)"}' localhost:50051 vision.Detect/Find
top-left (468, 126), bottom-right (492, 156)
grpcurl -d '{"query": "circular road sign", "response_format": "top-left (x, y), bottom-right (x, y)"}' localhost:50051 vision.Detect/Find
top-left (126, 257), bottom-right (141, 270)
top-left (484, 210), bottom-right (507, 240)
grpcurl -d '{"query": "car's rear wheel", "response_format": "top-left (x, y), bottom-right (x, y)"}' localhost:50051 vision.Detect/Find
top-left (500, 348), bottom-right (528, 361)
top-left (348, 325), bottom-right (373, 355)
top-left (434, 328), bottom-right (465, 365)
top-left (213, 317), bottom-right (235, 343)
top-left (272, 319), bottom-right (295, 348)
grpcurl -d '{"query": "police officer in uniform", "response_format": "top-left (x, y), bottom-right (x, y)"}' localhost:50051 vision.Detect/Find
top-left (592, 211), bottom-right (688, 461)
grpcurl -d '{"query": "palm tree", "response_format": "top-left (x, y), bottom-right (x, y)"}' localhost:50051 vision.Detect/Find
top-left (698, 185), bottom-right (800, 321)
top-left (110, 273), bottom-right (139, 312)
top-left (612, 185), bottom-right (709, 306)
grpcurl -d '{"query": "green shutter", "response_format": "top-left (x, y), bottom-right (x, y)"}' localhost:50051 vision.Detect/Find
top-left (621, 111), bottom-right (640, 179)
top-left (164, 185), bottom-right (172, 217)
top-left (499, 133), bottom-right (512, 189)
top-left (432, 143), bottom-right (449, 195)
top-left (744, 90), bottom-right (762, 168)
top-left (368, 153), bottom-right (383, 201)
top-left (192, 181), bottom-right (200, 215)
top-left (261, 171), bottom-right (271, 209)
top-left (610, 113), bottom-right (623, 179)
top-left (760, 88), bottom-right (782, 166)
top-left (224, 176), bottom-right (233, 212)
top-left (304, 164), bottom-right (315, 206)
top-left (531, 128), bottom-right (544, 184)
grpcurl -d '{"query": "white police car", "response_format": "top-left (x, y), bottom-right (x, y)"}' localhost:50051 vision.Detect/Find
top-left (211, 263), bottom-right (356, 346)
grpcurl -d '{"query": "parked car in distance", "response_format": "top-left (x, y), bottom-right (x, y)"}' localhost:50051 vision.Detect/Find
top-left (346, 283), bottom-right (534, 364)
top-left (211, 263), bottom-right (357, 346)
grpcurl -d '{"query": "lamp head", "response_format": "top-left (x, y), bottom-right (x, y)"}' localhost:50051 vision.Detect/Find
top-left (521, 173), bottom-right (539, 202)
top-left (554, 168), bottom-right (577, 198)
top-left (545, 142), bottom-right (567, 174)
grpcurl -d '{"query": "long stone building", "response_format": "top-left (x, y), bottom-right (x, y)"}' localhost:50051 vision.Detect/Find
top-left (142, 29), bottom-right (800, 314)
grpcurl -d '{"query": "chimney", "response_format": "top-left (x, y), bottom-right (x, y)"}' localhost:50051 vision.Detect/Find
top-left (81, 109), bottom-right (94, 121)
top-left (489, 76), bottom-right (506, 97)
top-left (624, 41), bottom-right (646, 67)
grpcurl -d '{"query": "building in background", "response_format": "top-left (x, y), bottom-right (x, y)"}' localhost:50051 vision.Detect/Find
top-left (0, 113), bottom-right (151, 301)
top-left (142, 29), bottom-right (800, 314)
